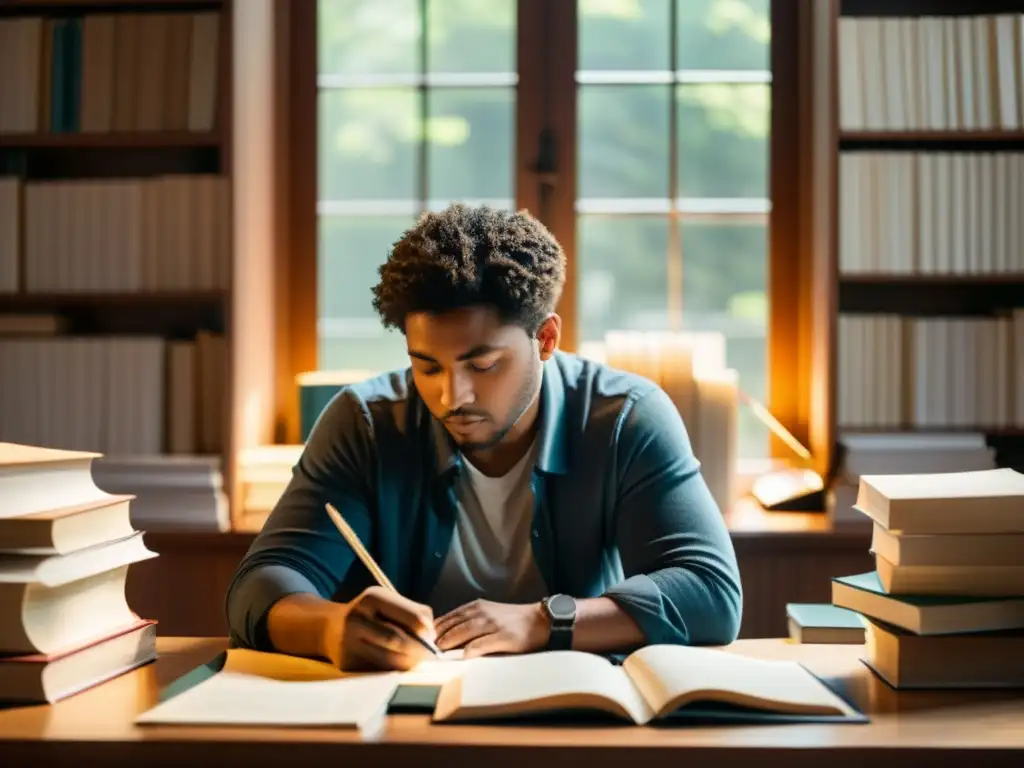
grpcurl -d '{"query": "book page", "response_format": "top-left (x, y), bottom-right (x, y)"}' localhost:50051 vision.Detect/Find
top-left (134, 670), bottom-right (401, 729)
top-left (624, 645), bottom-right (855, 717)
top-left (433, 650), bottom-right (654, 724)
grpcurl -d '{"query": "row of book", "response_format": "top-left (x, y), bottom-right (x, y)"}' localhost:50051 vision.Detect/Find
top-left (837, 312), bottom-right (1024, 430)
top-left (838, 152), bottom-right (1024, 276)
top-left (0, 332), bottom-right (226, 457)
top-left (837, 14), bottom-right (1024, 132)
top-left (0, 174), bottom-right (231, 294)
top-left (823, 466), bottom-right (1024, 689)
top-left (0, 442), bottom-right (159, 705)
top-left (0, 12), bottom-right (220, 135)
top-left (581, 330), bottom-right (739, 514)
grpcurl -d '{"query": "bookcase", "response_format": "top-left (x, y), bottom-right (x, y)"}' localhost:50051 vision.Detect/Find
top-left (0, 0), bottom-right (239, 527)
top-left (822, 0), bottom-right (1024, 482)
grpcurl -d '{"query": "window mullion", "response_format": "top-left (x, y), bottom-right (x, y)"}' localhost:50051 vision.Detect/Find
top-left (517, 0), bottom-right (578, 350)
top-left (667, 0), bottom-right (682, 331)
top-left (417, 0), bottom-right (429, 216)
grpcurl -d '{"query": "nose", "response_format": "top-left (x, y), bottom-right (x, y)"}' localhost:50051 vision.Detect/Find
top-left (440, 370), bottom-right (473, 412)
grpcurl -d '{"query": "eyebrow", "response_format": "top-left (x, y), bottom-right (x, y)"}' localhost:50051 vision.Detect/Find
top-left (407, 345), bottom-right (503, 363)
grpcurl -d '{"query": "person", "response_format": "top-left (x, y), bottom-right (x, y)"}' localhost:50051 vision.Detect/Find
top-left (225, 203), bottom-right (742, 672)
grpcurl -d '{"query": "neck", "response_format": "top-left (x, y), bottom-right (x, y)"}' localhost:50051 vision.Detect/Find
top-left (463, 387), bottom-right (542, 477)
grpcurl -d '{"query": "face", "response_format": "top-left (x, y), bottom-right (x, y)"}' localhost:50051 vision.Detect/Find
top-left (405, 305), bottom-right (559, 451)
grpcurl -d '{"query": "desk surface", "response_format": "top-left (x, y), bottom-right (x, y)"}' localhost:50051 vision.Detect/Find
top-left (2, 636), bottom-right (1021, 768)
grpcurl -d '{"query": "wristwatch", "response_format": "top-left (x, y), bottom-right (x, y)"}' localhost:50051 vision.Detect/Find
top-left (542, 594), bottom-right (577, 651)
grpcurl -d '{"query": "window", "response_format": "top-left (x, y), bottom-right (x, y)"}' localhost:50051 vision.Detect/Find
top-left (316, 0), bottom-right (517, 372)
top-left (300, 0), bottom-right (785, 459)
top-left (574, 0), bottom-right (771, 458)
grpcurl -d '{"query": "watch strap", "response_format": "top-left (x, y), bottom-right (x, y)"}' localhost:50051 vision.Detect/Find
top-left (544, 595), bottom-right (576, 651)
top-left (547, 624), bottom-right (573, 651)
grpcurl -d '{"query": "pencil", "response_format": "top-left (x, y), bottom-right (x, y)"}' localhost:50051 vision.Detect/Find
top-left (325, 502), bottom-right (442, 657)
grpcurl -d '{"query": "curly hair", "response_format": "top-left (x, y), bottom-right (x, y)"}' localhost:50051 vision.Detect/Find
top-left (371, 203), bottom-right (566, 333)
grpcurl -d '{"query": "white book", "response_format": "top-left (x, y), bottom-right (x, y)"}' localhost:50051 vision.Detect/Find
top-left (856, 467), bottom-right (1024, 534)
top-left (993, 15), bottom-right (1020, 129)
top-left (838, 18), bottom-right (864, 130)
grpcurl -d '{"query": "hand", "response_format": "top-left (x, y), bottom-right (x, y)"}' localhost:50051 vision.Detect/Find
top-left (434, 599), bottom-right (549, 658)
top-left (322, 586), bottom-right (437, 672)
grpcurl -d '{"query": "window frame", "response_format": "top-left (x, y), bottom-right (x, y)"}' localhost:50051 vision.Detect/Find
top-left (276, 0), bottom-right (813, 471)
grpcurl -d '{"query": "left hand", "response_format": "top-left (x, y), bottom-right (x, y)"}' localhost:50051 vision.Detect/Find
top-left (434, 599), bottom-right (549, 658)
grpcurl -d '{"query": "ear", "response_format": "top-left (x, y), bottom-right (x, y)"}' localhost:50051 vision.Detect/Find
top-left (535, 315), bottom-right (561, 361)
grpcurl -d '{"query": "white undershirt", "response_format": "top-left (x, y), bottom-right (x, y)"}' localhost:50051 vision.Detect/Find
top-left (427, 438), bottom-right (549, 616)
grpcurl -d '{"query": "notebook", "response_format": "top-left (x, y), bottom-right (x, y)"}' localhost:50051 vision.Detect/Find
top-left (135, 667), bottom-right (402, 734)
top-left (787, 603), bottom-right (866, 644)
top-left (135, 646), bottom-right (467, 730)
top-left (432, 644), bottom-right (866, 725)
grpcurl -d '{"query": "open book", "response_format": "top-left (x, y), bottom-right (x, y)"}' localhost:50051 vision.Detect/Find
top-left (433, 645), bottom-right (863, 725)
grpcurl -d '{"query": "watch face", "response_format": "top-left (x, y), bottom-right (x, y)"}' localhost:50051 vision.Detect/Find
top-left (548, 594), bottom-right (576, 621)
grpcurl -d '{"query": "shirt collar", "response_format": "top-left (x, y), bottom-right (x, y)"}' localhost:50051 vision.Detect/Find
top-left (429, 356), bottom-right (568, 477)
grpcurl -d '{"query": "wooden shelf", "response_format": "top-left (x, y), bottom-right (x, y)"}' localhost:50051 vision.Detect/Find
top-left (840, 131), bottom-right (1024, 151)
top-left (0, 291), bottom-right (226, 309)
top-left (841, 273), bottom-right (1024, 285)
top-left (0, 132), bottom-right (221, 150)
top-left (839, 275), bottom-right (1024, 314)
top-left (840, 426), bottom-right (1024, 437)
top-left (1, 0), bottom-right (223, 10)
top-left (0, 292), bottom-right (227, 335)
top-left (841, 0), bottom-right (1024, 17)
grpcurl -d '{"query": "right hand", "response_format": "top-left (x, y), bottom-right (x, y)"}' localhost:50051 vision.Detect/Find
top-left (324, 586), bottom-right (437, 671)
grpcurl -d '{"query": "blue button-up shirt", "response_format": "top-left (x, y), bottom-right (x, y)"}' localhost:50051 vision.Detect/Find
top-left (225, 351), bottom-right (743, 650)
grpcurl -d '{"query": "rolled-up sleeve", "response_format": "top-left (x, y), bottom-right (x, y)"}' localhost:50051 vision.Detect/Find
top-left (224, 389), bottom-right (376, 650)
top-left (602, 386), bottom-right (743, 646)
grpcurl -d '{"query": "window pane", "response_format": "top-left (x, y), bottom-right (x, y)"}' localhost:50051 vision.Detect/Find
top-left (676, 0), bottom-right (770, 71)
top-left (318, 216), bottom-right (415, 371)
top-left (577, 215), bottom-right (671, 342)
top-left (319, 89), bottom-right (418, 201)
top-left (319, 0), bottom-right (419, 76)
top-left (677, 83), bottom-right (769, 198)
top-left (680, 218), bottom-right (768, 457)
top-left (579, 0), bottom-right (671, 71)
top-left (427, 88), bottom-right (514, 203)
top-left (427, 0), bottom-right (516, 73)
top-left (578, 85), bottom-right (670, 199)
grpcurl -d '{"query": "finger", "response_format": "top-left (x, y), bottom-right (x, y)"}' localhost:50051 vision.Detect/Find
top-left (348, 615), bottom-right (432, 670)
top-left (436, 616), bottom-right (491, 650)
top-left (433, 606), bottom-right (471, 638)
top-left (348, 613), bottom-right (407, 654)
top-left (359, 590), bottom-right (436, 642)
top-left (462, 633), bottom-right (506, 659)
top-left (355, 637), bottom-right (423, 671)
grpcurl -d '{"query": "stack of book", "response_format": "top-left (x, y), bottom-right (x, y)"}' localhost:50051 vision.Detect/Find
top-left (91, 454), bottom-right (228, 532)
top-left (831, 467), bottom-right (1024, 689)
top-left (827, 432), bottom-right (997, 526)
top-left (0, 442), bottom-right (159, 704)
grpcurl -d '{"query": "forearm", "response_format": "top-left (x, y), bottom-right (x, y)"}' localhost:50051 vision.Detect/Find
top-left (265, 592), bottom-right (344, 663)
top-left (569, 597), bottom-right (645, 653)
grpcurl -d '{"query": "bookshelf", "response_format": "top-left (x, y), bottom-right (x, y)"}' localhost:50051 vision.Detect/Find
top-left (0, 0), bottom-right (240, 529)
top-left (825, 0), bottom-right (1024, 478)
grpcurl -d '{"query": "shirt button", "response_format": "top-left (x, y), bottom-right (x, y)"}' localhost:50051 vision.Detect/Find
top-left (434, 551), bottom-right (442, 558)
top-left (532, 529), bottom-right (539, 538)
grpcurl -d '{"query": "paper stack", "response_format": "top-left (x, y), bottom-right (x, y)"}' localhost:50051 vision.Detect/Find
top-left (831, 467), bottom-right (1024, 689)
top-left (0, 441), bottom-right (159, 704)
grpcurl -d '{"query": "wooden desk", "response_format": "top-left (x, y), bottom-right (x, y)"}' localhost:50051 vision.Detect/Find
top-left (2, 637), bottom-right (1021, 767)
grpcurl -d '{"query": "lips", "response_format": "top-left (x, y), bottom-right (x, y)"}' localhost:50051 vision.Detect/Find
top-left (445, 417), bottom-right (485, 431)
